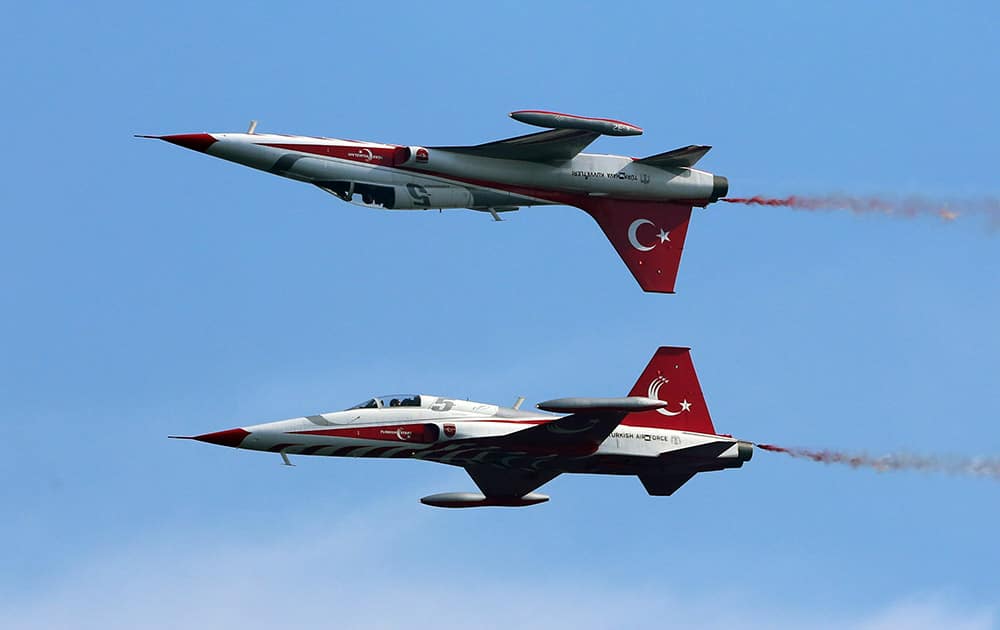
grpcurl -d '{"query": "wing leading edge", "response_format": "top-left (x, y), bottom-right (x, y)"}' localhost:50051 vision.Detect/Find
top-left (432, 128), bottom-right (600, 164)
top-left (429, 109), bottom-right (643, 164)
top-left (461, 408), bottom-right (625, 499)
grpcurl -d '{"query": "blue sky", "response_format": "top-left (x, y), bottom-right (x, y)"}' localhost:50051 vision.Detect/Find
top-left (1, 1), bottom-right (998, 627)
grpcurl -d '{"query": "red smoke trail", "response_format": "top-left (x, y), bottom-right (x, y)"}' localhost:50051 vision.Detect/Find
top-left (721, 195), bottom-right (1000, 227)
top-left (757, 443), bottom-right (1000, 479)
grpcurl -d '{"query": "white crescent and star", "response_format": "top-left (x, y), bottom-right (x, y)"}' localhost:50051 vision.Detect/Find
top-left (627, 218), bottom-right (670, 252)
top-left (647, 375), bottom-right (692, 416)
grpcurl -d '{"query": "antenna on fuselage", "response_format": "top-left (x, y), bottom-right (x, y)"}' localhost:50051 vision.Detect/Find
top-left (513, 396), bottom-right (525, 410)
top-left (247, 120), bottom-right (258, 134)
top-left (280, 451), bottom-right (294, 467)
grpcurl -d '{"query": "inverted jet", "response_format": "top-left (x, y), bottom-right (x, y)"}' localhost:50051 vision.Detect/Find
top-left (174, 347), bottom-right (752, 508)
top-left (140, 111), bottom-right (728, 293)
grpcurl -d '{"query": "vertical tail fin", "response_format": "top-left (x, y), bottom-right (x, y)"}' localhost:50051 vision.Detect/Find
top-left (574, 199), bottom-right (693, 294)
top-left (624, 347), bottom-right (715, 434)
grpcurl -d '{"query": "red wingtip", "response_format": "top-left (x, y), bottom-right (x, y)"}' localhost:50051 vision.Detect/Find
top-left (192, 428), bottom-right (250, 447)
top-left (157, 133), bottom-right (218, 153)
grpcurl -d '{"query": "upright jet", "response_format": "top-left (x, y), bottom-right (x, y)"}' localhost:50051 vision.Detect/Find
top-left (141, 111), bottom-right (728, 293)
top-left (174, 347), bottom-right (752, 508)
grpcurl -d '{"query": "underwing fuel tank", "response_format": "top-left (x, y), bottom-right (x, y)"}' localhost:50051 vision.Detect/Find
top-left (420, 492), bottom-right (550, 508)
top-left (509, 110), bottom-right (643, 136)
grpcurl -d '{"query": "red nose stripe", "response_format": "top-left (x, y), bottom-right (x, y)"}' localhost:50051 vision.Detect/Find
top-left (193, 428), bottom-right (250, 447)
top-left (160, 133), bottom-right (217, 152)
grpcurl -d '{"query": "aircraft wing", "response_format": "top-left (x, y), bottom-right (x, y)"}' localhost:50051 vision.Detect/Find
top-left (636, 442), bottom-right (743, 495)
top-left (418, 397), bottom-right (665, 498)
top-left (418, 406), bottom-right (630, 466)
top-left (460, 406), bottom-right (633, 498)
top-left (491, 397), bottom-right (665, 456)
top-left (464, 465), bottom-right (560, 498)
top-left (429, 109), bottom-right (643, 163)
top-left (431, 128), bottom-right (600, 164)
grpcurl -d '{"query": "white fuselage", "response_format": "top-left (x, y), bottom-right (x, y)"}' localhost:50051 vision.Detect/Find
top-left (228, 395), bottom-right (745, 474)
top-left (198, 133), bottom-right (720, 212)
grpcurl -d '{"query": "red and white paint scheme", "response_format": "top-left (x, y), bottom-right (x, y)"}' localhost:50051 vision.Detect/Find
top-left (140, 111), bottom-right (728, 293)
top-left (173, 347), bottom-right (752, 508)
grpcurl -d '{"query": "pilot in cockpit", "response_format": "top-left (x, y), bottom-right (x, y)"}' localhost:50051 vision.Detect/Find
top-left (348, 394), bottom-right (422, 410)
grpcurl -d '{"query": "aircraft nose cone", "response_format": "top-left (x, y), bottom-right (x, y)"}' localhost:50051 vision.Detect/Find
top-left (193, 428), bottom-right (250, 447)
top-left (159, 133), bottom-right (217, 152)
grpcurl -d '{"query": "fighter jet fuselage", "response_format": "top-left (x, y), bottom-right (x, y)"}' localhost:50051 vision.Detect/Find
top-left (157, 131), bottom-right (723, 211)
top-left (176, 347), bottom-right (752, 508)
top-left (143, 111), bottom-right (728, 293)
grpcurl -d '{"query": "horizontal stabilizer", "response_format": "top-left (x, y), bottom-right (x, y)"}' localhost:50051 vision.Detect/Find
top-left (537, 397), bottom-right (665, 414)
top-left (432, 128), bottom-right (599, 163)
top-left (638, 473), bottom-right (695, 496)
top-left (636, 145), bottom-right (712, 168)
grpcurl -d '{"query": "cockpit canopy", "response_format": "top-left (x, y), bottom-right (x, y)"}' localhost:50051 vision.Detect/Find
top-left (347, 394), bottom-right (424, 410)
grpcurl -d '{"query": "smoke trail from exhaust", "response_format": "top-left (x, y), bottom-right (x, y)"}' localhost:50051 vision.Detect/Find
top-left (757, 443), bottom-right (1000, 479)
top-left (720, 195), bottom-right (1000, 227)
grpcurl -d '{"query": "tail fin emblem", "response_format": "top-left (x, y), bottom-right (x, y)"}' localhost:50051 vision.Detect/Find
top-left (647, 376), bottom-right (692, 416)
top-left (627, 219), bottom-right (670, 251)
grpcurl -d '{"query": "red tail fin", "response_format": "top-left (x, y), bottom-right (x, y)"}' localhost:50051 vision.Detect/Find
top-left (575, 199), bottom-right (693, 294)
top-left (625, 347), bottom-right (715, 434)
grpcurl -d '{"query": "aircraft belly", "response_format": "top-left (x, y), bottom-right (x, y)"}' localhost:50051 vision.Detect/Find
top-left (266, 436), bottom-right (445, 460)
top-left (389, 171), bottom-right (529, 209)
top-left (209, 141), bottom-right (397, 186)
top-left (288, 156), bottom-right (393, 184)
top-left (466, 187), bottom-right (533, 208)
top-left (582, 429), bottom-right (742, 471)
top-left (597, 427), bottom-right (691, 457)
top-left (208, 140), bottom-right (282, 172)
top-left (542, 446), bottom-right (741, 476)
